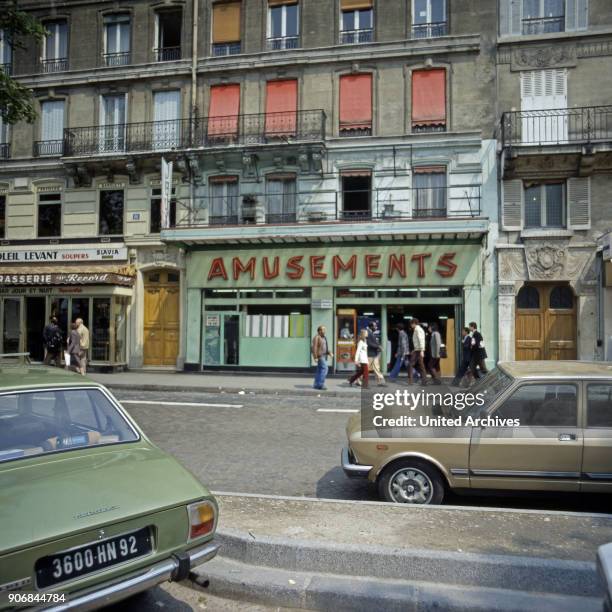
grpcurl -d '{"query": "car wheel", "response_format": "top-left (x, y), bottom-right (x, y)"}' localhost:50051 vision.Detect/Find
top-left (378, 460), bottom-right (445, 505)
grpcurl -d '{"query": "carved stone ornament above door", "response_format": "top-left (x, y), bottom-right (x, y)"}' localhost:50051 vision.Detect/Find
top-left (511, 44), bottom-right (577, 71)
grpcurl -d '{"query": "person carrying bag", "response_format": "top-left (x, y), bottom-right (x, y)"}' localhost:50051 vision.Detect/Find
top-left (348, 329), bottom-right (370, 389)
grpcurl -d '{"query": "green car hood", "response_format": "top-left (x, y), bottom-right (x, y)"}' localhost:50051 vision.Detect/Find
top-left (0, 442), bottom-right (210, 555)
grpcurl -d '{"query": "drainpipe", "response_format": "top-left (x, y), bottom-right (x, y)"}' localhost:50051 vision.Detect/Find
top-left (189, 0), bottom-right (199, 218)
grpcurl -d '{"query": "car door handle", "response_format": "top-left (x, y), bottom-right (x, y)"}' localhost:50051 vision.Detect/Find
top-left (558, 433), bottom-right (577, 441)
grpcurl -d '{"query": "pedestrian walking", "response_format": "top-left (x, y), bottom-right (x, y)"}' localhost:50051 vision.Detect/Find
top-left (66, 322), bottom-right (82, 373)
top-left (452, 327), bottom-right (473, 387)
top-left (427, 323), bottom-right (442, 385)
top-left (42, 316), bottom-right (63, 367)
top-left (348, 329), bottom-right (370, 388)
top-left (389, 323), bottom-right (409, 380)
top-left (468, 322), bottom-right (488, 379)
top-left (312, 325), bottom-right (333, 390)
top-left (75, 318), bottom-right (90, 376)
top-left (409, 318), bottom-right (428, 386)
top-left (366, 323), bottom-right (386, 386)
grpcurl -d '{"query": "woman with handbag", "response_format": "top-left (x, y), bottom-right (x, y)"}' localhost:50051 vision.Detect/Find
top-left (348, 329), bottom-right (370, 388)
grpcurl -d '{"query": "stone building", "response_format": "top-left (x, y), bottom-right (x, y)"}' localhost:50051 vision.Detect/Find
top-left (496, 0), bottom-right (612, 362)
top-left (0, 0), bottom-right (500, 371)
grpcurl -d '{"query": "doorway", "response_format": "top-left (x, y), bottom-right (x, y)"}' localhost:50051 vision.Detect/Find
top-left (143, 270), bottom-right (180, 366)
top-left (203, 312), bottom-right (240, 366)
top-left (515, 283), bottom-right (577, 360)
top-left (25, 297), bottom-right (46, 361)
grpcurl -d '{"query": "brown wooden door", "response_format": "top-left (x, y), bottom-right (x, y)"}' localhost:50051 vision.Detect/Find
top-left (143, 270), bottom-right (180, 366)
top-left (515, 284), bottom-right (576, 361)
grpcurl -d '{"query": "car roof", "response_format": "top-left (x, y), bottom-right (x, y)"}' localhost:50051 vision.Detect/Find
top-left (499, 361), bottom-right (612, 379)
top-left (0, 366), bottom-right (102, 392)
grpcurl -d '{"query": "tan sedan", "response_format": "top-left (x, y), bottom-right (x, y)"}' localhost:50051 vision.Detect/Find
top-left (342, 361), bottom-right (612, 504)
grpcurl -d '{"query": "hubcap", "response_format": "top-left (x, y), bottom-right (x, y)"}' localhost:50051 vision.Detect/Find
top-left (388, 467), bottom-right (433, 504)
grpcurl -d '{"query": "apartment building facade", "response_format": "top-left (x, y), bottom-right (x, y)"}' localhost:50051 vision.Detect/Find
top-left (0, 0), bottom-right (499, 372)
top-left (496, 0), bottom-right (612, 362)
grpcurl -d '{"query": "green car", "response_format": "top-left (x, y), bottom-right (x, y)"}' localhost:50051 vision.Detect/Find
top-left (0, 366), bottom-right (218, 610)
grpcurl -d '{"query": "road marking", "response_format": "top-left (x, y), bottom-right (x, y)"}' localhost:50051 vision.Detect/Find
top-left (121, 400), bottom-right (243, 408)
top-left (316, 408), bottom-right (359, 414)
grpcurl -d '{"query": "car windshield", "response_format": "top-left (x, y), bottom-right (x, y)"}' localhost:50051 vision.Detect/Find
top-left (0, 387), bottom-right (139, 463)
top-left (463, 368), bottom-right (514, 415)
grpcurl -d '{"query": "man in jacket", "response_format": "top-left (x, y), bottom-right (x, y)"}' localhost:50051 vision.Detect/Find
top-left (452, 327), bottom-right (473, 386)
top-left (312, 325), bottom-right (333, 390)
top-left (42, 316), bottom-right (63, 367)
top-left (366, 322), bottom-right (386, 386)
top-left (75, 318), bottom-right (90, 375)
top-left (469, 321), bottom-right (488, 379)
top-left (409, 318), bottom-right (428, 386)
top-left (389, 323), bottom-right (409, 380)
top-left (427, 323), bottom-right (442, 385)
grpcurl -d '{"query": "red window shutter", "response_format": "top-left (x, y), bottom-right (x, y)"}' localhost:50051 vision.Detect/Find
top-left (265, 79), bottom-right (298, 136)
top-left (412, 69), bottom-right (446, 128)
top-left (208, 84), bottom-right (240, 137)
top-left (339, 73), bottom-right (372, 132)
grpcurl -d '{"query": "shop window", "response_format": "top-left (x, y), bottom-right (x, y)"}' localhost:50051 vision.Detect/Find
top-left (71, 298), bottom-right (90, 330)
top-left (0, 194), bottom-right (5, 239)
top-left (239, 289), bottom-right (274, 299)
top-left (517, 285), bottom-right (540, 309)
top-left (336, 288), bottom-right (376, 298)
top-left (340, 0), bottom-right (373, 44)
top-left (103, 13), bottom-right (131, 66)
top-left (114, 296), bottom-right (128, 363)
top-left (341, 171), bottom-right (371, 220)
top-left (587, 384), bottom-right (612, 428)
top-left (275, 288), bottom-right (310, 298)
top-left (267, 0), bottom-right (300, 50)
top-left (412, 0), bottom-right (447, 38)
top-left (92, 298), bottom-right (111, 362)
top-left (204, 288), bottom-right (238, 299)
top-left (2, 298), bottom-right (20, 354)
top-left (522, 0), bottom-right (564, 34)
top-left (212, 2), bottom-right (241, 56)
top-left (42, 20), bottom-right (68, 72)
top-left (37, 192), bottom-right (62, 237)
top-left (339, 73), bottom-right (372, 136)
top-left (266, 175), bottom-right (296, 223)
top-left (209, 177), bottom-right (239, 225)
top-left (99, 189), bottom-right (124, 235)
top-left (155, 9), bottom-right (182, 61)
top-left (412, 68), bottom-right (446, 132)
top-left (524, 183), bottom-right (565, 228)
top-left (245, 305), bottom-right (309, 338)
top-left (150, 186), bottom-right (176, 233)
top-left (413, 167), bottom-right (447, 218)
top-left (549, 285), bottom-right (574, 309)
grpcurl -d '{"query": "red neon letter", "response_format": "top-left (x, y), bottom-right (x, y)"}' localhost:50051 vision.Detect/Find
top-left (263, 256), bottom-right (280, 279)
top-left (410, 253), bottom-right (431, 278)
top-left (332, 255), bottom-right (357, 279)
top-left (233, 257), bottom-right (256, 280)
top-left (365, 254), bottom-right (383, 278)
top-left (388, 254), bottom-right (406, 278)
top-left (436, 252), bottom-right (458, 278)
top-left (208, 257), bottom-right (228, 281)
top-left (310, 255), bottom-right (327, 279)
top-left (286, 255), bottom-right (304, 280)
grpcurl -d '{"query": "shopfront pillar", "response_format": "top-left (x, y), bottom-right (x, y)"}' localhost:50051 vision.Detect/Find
top-left (186, 288), bottom-right (202, 365)
top-left (311, 286), bottom-right (334, 367)
top-left (576, 285), bottom-right (598, 360)
top-left (498, 284), bottom-right (516, 362)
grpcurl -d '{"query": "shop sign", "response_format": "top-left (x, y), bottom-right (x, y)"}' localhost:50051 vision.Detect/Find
top-left (206, 315), bottom-right (220, 326)
top-left (0, 246), bottom-right (128, 263)
top-left (0, 273), bottom-right (134, 286)
top-left (312, 299), bottom-right (333, 309)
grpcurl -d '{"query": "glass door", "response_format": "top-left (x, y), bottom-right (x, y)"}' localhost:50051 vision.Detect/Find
top-left (25, 297), bottom-right (46, 361)
top-left (2, 298), bottom-right (21, 354)
top-left (202, 311), bottom-right (240, 366)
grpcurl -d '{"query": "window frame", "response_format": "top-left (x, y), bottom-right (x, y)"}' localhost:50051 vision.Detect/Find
top-left (267, 3), bottom-right (300, 49)
top-left (98, 188), bottom-right (125, 236)
top-left (37, 191), bottom-right (62, 238)
top-left (522, 0), bottom-right (565, 34)
top-left (340, 7), bottom-right (374, 43)
top-left (208, 176), bottom-right (240, 225)
top-left (0, 193), bottom-right (6, 239)
top-left (411, 0), bottom-right (448, 37)
top-left (154, 8), bottom-right (183, 61)
top-left (42, 19), bottom-right (68, 62)
top-left (103, 13), bottom-right (131, 65)
top-left (523, 181), bottom-right (566, 229)
top-left (150, 184), bottom-right (177, 233)
top-left (586, 382), bottom-right (612, 429)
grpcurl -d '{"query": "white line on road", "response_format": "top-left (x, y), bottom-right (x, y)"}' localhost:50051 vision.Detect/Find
top-left (316, 408), bottom-right (359, 414)
top-left (121, 400), bottom-right (244, 408)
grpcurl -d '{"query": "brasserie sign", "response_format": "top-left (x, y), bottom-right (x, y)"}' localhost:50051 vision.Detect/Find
top-left (0, 246), bottom-right (128, 263)
top-left (0, 273), bottom-right (134, 286)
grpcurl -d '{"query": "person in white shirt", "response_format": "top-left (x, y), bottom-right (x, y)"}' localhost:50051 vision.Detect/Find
top-left (347, 329), bottom-right (370, 388)
top-left (409, 318), bottom-right (428, 386)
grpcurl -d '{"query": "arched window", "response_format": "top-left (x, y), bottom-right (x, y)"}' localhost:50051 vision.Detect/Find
top-left (517, 285), bottom-right (540, 309)
top-left (550, 286), bottom-right (574, 309)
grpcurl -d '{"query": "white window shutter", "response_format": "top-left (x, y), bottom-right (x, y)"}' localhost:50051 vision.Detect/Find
top-left (566, 0), bottom-right (577, 30)
top-left (41, 100), bottom-right (64, 141)
top-left (510, 0), bottom-right (522, 34)
top-left (502, 179), bottom-right (523, 231)
top-left (499, 0), bottom-right (512, 35)
top-left (567, 177), bottom-right (590, 229)
top-left (577, 0), bottom-right (588, 29)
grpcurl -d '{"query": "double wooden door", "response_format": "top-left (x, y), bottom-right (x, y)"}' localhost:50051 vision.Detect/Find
top-left (143, 270), bottom-right (180, 366)
top-left (515, 283), bottom-right (576, 360)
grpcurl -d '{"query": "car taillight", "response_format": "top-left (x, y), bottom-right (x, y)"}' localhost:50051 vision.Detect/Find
top-left (187, 500), bottom-right (216, 541)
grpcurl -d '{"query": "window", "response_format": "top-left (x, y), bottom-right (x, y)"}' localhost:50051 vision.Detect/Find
top-left (268, 1), bottom-right (299, 50)
top-left (42, 20), bottom-right (68, 72)
top-left (153, 90), bottom-right (182, 149)
top-left (0, 114), bottom-right (8, 159)
top-left (412, 68), bottom-right (446, 132)
top-left (103, 14), bottom-right (130, 66)
top-left (208, 84), bottom-right (240, 143)
top-left (524, 183), bottom-right (565, 228)
top-left (493, 384), bottom-right (577, 427)
top-left (100, 94), bottom-right (126, 153)
top-left (549, 285), bottom-right (574, 309)
top-left (0, 194), bottom-right (5, 238)
top-left (266, 175), bottom-right (296, 223)
top-left (209, 177), bottom-right (239, 225)
top-left (340, 0), bottom-right (373, 44)
top-left (413, 168), bottom-right (447, 218)
top-left (150, 185), bottom-right (177, 233)
top-left (155, 9), bottom-right (182, 61)
top-left (522, 0), bottom-right (564, 34)
top-left (91, 298), bottom-right (111, 362)
top-left (339, 73), bottom-right (372, 136)
top-left (517, 285), bottom-right (540, 309)
top-left (38, 100), bottom-right (64, 157)
top-left (0, 28), bottom-right (12, 74)
top-left (341, 171), bottom-right (371, 220)
top-left (212, 2), bottom-right (241, 56)
top-left (99, 189), bottom-right (124, 235)
top-left (587, 384), bottom-right (612, 428)
top-left (38, 192), bottom-right (61, 237)
top-left (265, 79), bottom-right (297, 137)
top-left (412, 0), bottom-right (448, 38)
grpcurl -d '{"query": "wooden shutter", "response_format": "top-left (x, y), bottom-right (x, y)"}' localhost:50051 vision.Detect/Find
top-left (268, 0), bottom-right (297, 5)
top-left (566, 0), bottom-right (588, 31)
top-left (567, 177), bottom-right (590, 229)
top-left (339, 73), bottom-right (372, 128)
top-left (412, 69), bottom-right (446, 128)
top-left (502, 179), bottom-right (523, 231)
top-left (208, 84), bottom-right (240, 136)
top-left (340, 0), bottom-right (372, 9)
top-left (499, 0), bottom-right (522, 35)
top-left (212, 2), bottom-right (241, 44)
top-left (265, 79), bottom-right (297, 135)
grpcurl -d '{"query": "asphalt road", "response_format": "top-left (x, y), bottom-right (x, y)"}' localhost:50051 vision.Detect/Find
top-left (116, 388), bottom-right (612, 513)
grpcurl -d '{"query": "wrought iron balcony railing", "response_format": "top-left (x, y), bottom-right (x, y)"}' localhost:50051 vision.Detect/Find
top-left (34, 140), bottom-right (64, 157)
top-left (155, 46), bottom-right (181, 61)
top-left (0, 143), bottom-right (9, 159)
top-left (0, 63), bottom-right (12, 75)
top-left (212, 42), bottom-right (241, 56)
top-left (40, 58), bottom-right (68, 73)
top-left (266, 36), bottom-right (300, 50)
top-left (103, 51), bottom-right (131, 67)
top-left (63, 110), bottom-right (326, 156)
top-left (501, 106), bottom-right (612, 148)
top-left (411, 21), bottom-right (449, 39)
top-left (339, 29), bottom-right (373, 44)
top-left (522, 15), bottom-right (565, 35)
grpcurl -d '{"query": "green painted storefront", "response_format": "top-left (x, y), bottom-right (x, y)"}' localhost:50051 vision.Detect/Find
top-left (184, 241), bottom-right (495, 372)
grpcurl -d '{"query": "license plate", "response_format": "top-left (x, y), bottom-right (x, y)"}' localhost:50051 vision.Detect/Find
top-left (35, 527), bottom-right (152, 588)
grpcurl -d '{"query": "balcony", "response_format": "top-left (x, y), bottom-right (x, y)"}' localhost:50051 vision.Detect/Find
top-left (522, 15), bottom-right (565, 35)
top-left (0, 63), bottom-right (11, 75)
top-left (411, 22), bottom-right (448, 39)
top-left (339, 29), bottom-right (373, 44)
top-left (212, 42), bottom-right (241, 56)
top-left (63, 110), bottom-right (326, 157)
top-left (155, 47), bottom-right (181, 62)
top-left (34, 140), bottom-right (64, 157)
top-left (40, 58), bottom-right (68, 73)
top-left (0, 143), bottom-right (9, 159)
top-left (103, 52), bottom-right (131, 67)
top-left (266, 36), bottom-right (300, 50)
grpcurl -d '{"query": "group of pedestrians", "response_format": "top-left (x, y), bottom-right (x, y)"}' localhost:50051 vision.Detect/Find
top-left (451, 321), bottom-right (488, 387)
top-left (42, 316), bottom-right (90, 376)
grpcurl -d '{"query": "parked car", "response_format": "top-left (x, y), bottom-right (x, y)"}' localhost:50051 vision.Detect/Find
top-left (0, 366), bottom-right (219, 609)
top-left (342, 361), bottom-right (612, 504)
